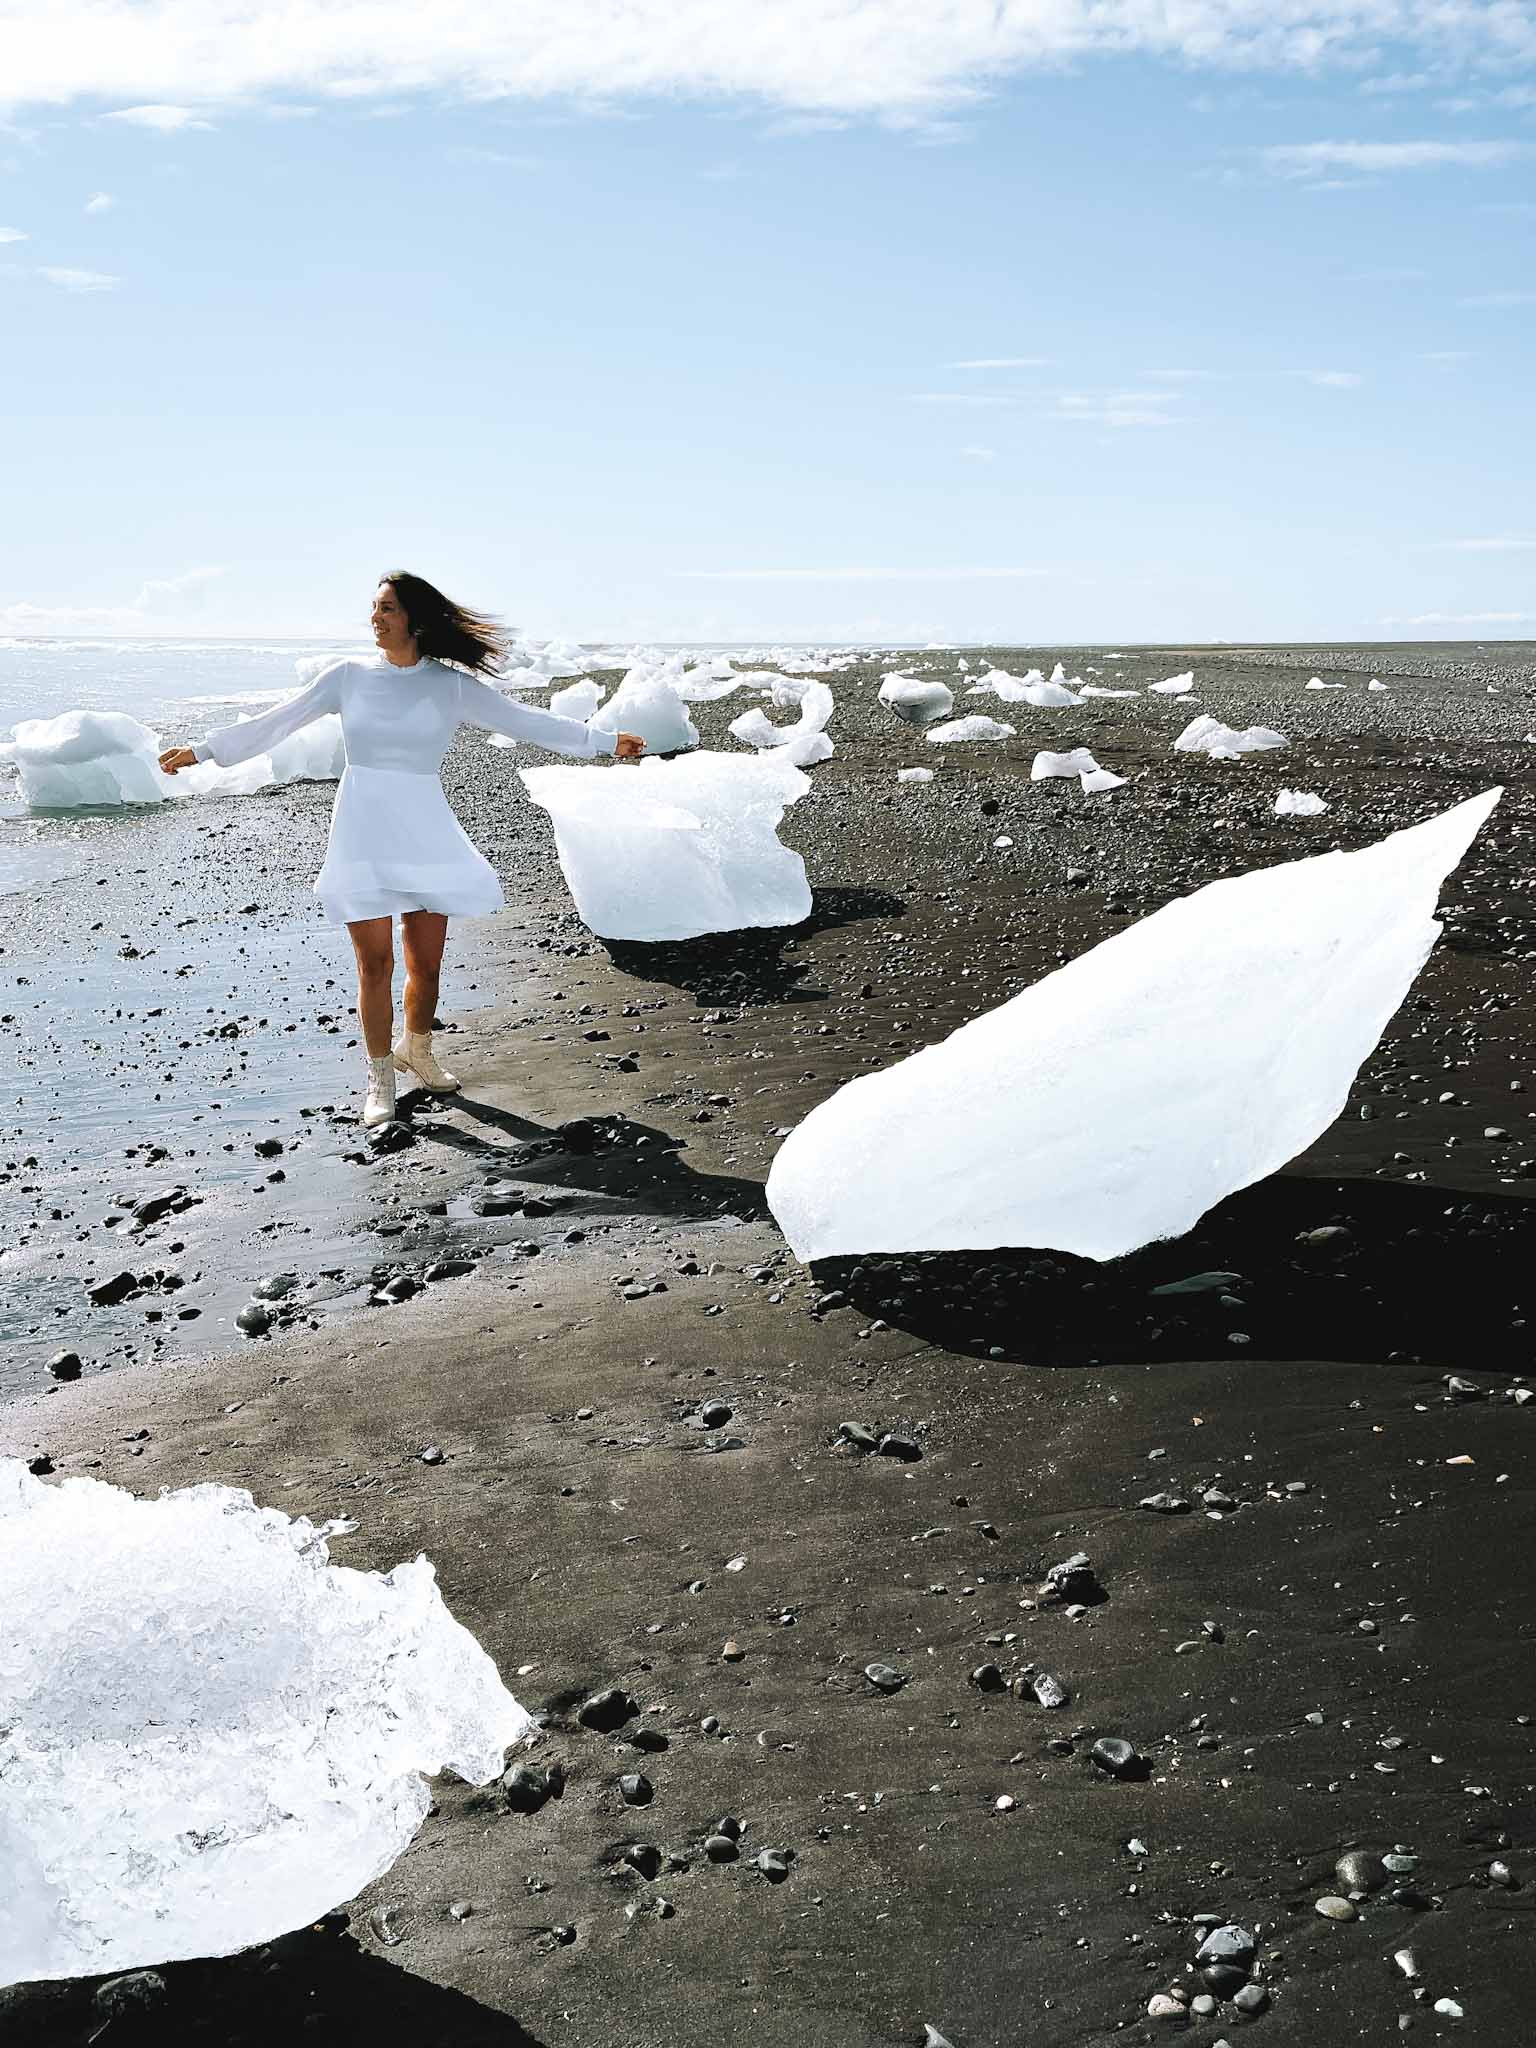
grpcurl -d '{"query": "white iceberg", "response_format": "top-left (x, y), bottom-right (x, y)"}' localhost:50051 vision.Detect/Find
top-left (729, 680), bottom-right (835, 766)
top-left (1080, 766), bottom-right (1128, 793)
top-left (968, 665), bottom-right (1083, 708)
top-left (1174, 714), bottom-right (1289, 760)
top-left (550, 678), bottom-right (608, 721)
top-left (1032, 747), bottom-right (1101, 780)
top-left (1275, 788), bottom-right (1328, 816)
top-left (521, 750), bottom-right (811, 941)
top-left (879, 672), bottom-right (955, 726)
top-left (927, 715), bottom-right (1016, 744)
top-left (897, 766), bottom-right (935, 783)
top-left (1151, 672), bottom-right (1196, 695)
top-left (767, 790), bottom-right (1501, 1263)
top-left (589, 664), bottom-right (699, 753)
top-left (1, 711), bottom-right (177, 808)
top-left (0, 1461), bottom-right (529, 1988)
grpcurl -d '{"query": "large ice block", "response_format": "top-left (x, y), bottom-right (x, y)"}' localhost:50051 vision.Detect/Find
top-left (0, 1462), bottom-right (529, 1987)
top-left (1174, 714), bottom-right (1288, 760)
top-left (520, 750), bottom-right (812, 940)
top-left (589, 664), bottom-right (700, 753)
top-left (927, 715), bottom-right (1016, 744)
top-left (729, 680), bottom-right (835, 766)
top-left (968, 665), bottom-right (1083, 708)
top-left (879, 673), bottom-right (954, 726)
top-left (766, 791), bottom-right (1501, 1263)
top-left (1, 711), bottom-right (177, 808)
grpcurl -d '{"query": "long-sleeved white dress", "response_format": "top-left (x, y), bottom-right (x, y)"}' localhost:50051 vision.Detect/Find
top-left (193, 655), bottom-right (617, 924)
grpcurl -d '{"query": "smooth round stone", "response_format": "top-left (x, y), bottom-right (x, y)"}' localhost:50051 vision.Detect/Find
top-left (1200, 1963), bottom-right (1249, 1997)
top-left (1091, 1736), bottom-right (1138, 1777)
top-left (704, 1832), bottom-right (739, 1863)
top-left (1335, 1849), bottom-right (1388, 1893)
top-left (755, 1848), bottom-right (792, 1881)
top-left (618, 1773), bottom-right (653, 1806)
top-left (713, 1814), bottom-right (743, 1840)
top-left (1190, 1994), bottom-right (1218, 2017)
top-left (1232, 1984), bottom-right (1269, 2015)
top-left (865, 1662), bottom-right (908, 1693)
top-left (1314, 1895), bottom-right (1358, 1920)
top-left (1146, 1994), bottom-right (1186, 2020)
top-left (1381, 1853), bottom-right (1419, 1875)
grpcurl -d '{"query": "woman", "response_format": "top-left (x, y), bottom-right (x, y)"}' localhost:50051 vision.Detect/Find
top-left (160, 573), bottom-right (644, 1128)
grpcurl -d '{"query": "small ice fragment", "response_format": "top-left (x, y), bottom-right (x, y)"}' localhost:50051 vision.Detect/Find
top-left (926, 716), bottom-right (1016, 744)
top-left (520, 751), bottom-right (811, 941)
top-left (1151, 672), bottom-right (1195, 695)
top-left (1305, 676), bottom-right (1344, 689)
top-left (897, 767), bottom-right (935, 783)
top-left (1031, 747), bottom-right (1100, 780)
top-left (765, 789), bottom-right (1500, 1263)
top-left (1368, 678), bottom-right (1388, 691)
top-left (1079, 685), bottom-right (1140, 698)
top-left (1274, 788), bottom-right (1328, 817)
top-left (879, 672), bottom-right (954, 726)
top-left (729, 680), bottom-right (835, 766)
top-left (1174, 715), bottom-right (1288, 758)
top-left (0, 1461), bottom-right (529, 1987)
top-left (993, 834), bottom-right (1014, 848)
top-left (969, 665), bottom-right (1082, 708)
top-left (1080, 767), bottom-right (1127, 793)
top-left (588, 665), bottom-right (699, 753)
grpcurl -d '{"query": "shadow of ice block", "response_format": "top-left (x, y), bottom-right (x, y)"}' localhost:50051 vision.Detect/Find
top-left (0, 1461), bottom-right (529, 1989)
top-left (521, 751), bottom-right (812, 941)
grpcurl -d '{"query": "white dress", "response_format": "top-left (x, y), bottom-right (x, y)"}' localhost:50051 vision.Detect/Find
top-left (193, 655), bottom-right (617, 924)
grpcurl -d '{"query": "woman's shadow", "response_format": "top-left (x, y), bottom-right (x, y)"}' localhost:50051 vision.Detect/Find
top-left (0, 1920), bottom-right (544, 2046)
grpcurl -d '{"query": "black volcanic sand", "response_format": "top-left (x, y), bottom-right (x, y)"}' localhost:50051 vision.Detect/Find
top-left (3, 642), bottom-right (1534, 2047)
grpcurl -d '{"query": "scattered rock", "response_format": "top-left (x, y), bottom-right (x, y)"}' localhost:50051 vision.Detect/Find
top-left (578, 1687), bottom-right (639, 1732)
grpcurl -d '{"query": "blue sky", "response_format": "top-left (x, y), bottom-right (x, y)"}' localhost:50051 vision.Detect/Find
top-left (2, 2), bottom-right (1533, 644)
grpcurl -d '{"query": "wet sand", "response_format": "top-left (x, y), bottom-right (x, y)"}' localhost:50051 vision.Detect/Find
top-left (3, 643), bottom-right (1534, 2046)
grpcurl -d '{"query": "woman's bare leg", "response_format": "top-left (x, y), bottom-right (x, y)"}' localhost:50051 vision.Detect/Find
top-left (347, 916), bottom-right (396, 1056)
top-left (400, 911), bottom-right (449, 1035)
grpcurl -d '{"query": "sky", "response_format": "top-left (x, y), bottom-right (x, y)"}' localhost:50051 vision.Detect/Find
top-left (1, 1), bottom-right (1534, 645)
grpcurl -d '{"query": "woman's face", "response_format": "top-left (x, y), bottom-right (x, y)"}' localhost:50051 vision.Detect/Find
top-left (371, 582), bottom-right (415, 656)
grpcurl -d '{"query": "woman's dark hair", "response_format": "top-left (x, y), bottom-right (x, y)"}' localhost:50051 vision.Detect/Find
top-left (380, 570), bottom-right (509, 676)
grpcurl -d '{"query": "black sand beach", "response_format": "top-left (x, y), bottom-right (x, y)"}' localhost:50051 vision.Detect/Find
top-left (3, 643), bottom-right (1533, 2047)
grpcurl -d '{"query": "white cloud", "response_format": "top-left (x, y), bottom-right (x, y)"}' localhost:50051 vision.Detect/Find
top-left (1459, 288), bottom-right (1536, 306)
top-left (960, 446), bottom-right (997, 461)
top-left (3, 5), bottom-right (1534, 119)
top-left (674, 566), bottom-right (1053, 581)
top-left (945, 357), bottom-right (1052, 370)
top-left (1306, 369), bottom-right (1364, 386)
top-left (104, 103), bottom-right (214, 130)
top-left (1380, 610), bottom-right (1535, 625)
top-left (1423, 537), bottom-right (1536, 553)
top-left (39, 266), bottom-right (119, 291)
top-left (1, 567), bottom-right (230, 638)
top-left (1265, 139), bottom-right (1531, 176)
top-left (1051, 390), bottom-right (1179, 427)
top-left (1359, 71), bottom-right (1433, 95)
top-left (84, 190), bottom-right (115, 212)
top-left (131, 565), bottom-right (227, 607)
top-left (0, 225), bottom-right (27, 242)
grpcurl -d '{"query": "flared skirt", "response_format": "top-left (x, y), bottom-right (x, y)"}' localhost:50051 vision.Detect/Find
top-left (314, 764), bottom-right (504, 925)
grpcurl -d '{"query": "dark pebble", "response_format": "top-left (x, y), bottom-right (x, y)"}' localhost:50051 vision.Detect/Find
top-left (46, 1350), bottom-right (82, 1381)
top-left (618, 1773), bottom-right (653, 1806)
top-left (1091, 1736), bottom-right (1140, 1777)
top-left (578, 1687), bottom-right (639, 1732)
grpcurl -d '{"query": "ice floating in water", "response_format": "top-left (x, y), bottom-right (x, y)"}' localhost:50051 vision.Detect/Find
top-left (521, 751), bottom-right (810, 941)
top-left (927, 715), bottom-right (1016, 744)
top-left (1, 711), bottom-right (176, 808)
top-left (897, 766), bottom-right (935, 783)
top-left (766, 790), bottom-right (1500, 1263)
top-left (1080, 766), bottom-right (1128, 793)
top-left (589, 665), bottom-right (699, 753)
top-left (1275, 788), bottom-right (1328, 816)
top-left (968, 665), bottom-right (1083, 708)
top-left (729, 680), bottom-right (835, 766)
top-left (0, 1460), bottom-right (528, 1987)
top-left (1174, 714), bottom-right (1289, 760)
top-left (1032, 747), bottom-right (1101, 780)
top-left (1151, 672), bottom-right (1196, 695)
top-left (879, 672), bottom-right (954, 726)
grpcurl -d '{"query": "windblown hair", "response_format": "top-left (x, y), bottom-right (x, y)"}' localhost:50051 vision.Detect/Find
top-left (380, 570), bottom-right (509, 676)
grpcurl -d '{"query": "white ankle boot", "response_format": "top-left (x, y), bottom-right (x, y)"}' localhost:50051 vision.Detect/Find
top-left (362, 1054), bottom-right (397, 1128)
top-left (393, 1030), bottom-right (460, 1094)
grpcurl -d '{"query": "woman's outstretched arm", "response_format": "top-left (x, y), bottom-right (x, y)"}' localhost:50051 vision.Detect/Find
top-left (161, 661), bottom-right (346, 773)
top-left (456, 672), bottom-right (621, 759)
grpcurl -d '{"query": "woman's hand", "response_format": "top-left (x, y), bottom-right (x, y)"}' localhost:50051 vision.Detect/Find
top-left (614, 731), bottom-right (645, 761)
top-left (158, 745), bottom-right (199, 775)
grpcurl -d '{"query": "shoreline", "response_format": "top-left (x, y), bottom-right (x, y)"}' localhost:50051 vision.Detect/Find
top-left (3, 644), bottom-right (1534, 2045)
